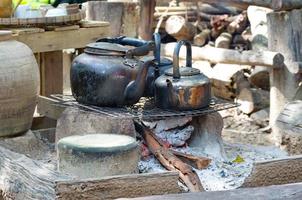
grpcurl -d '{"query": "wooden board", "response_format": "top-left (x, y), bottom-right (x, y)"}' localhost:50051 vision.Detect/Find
top-left (121, 182), bottom-right (302, 200)
top-left (0, 12), bottom-right (84, 27)
top-left (56, 172), bottom-right (181, 200)
top-left (13, 25), bottom-right (110, 53)
top-left (242, 155), bottom-right (302, 187)
top-left (40, 51), bottom-right (63, 96)
top-left (86, 1), bottom-right (139, 37)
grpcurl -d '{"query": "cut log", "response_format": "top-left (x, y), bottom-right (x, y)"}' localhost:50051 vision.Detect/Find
top-left (236, 88), bottom-right (270, 115)
top-left (134, 122), bottom-right (205, 192)
top-left (232, 34), bottom-right (250, 50)
top-left (227, 11), bottom-right (248, 34)
top-left (211, 64), bottom-right (251, 100)
top-left (248, 66), bottom-right (270, 91)
top-left (161, 43), bottom-right (284, 68)
top-left (215, 32), bottom-right (232, 49)
top-left (193, 29), bottom-right (210, 46)
top-left (165, 15), bottom-right (197, 40)
top-left (247, 6), bottom-right (272, 51)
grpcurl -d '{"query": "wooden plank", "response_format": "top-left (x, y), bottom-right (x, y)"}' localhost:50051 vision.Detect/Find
top-left (139, 0), bottom-right (156, 40)
top-left (55, 172), bottom-right (180, 200)
top-left (10, 28), bottom-right (45, 35)
top-left (40, 51), bottom-right (63, 96)
top-left (45, 25), bottom-right (80, 32)
top-left (86, 2), bottom-right (138, 37)
top-left (241, 155), bottom-right (302, 187)
top-left (37, 95), bottom-right (66, 120)
top-left (13, 26), bottom-right (110, 53)
top-left (121, 182), bottom-right (302, 200)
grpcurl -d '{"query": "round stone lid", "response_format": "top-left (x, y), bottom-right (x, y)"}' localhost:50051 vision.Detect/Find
top-left (58, 134), bottom-right (138, 153)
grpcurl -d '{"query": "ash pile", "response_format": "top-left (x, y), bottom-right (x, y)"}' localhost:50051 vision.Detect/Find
top-left (136, 115), bottom-right (287, 191)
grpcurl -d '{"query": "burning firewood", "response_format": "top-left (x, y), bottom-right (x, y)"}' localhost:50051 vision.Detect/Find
top-left (134, 121), bottom-right (210, 192)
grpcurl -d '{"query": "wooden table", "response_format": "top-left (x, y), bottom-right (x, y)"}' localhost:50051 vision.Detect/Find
top-left (12, 23), bottom-right (110, 96)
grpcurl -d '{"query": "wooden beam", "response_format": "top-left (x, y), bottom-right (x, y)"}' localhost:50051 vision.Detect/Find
top-left (180, 0), bottom-right (302, 11)
top-left (55, 172), bottom-right (181, 200)
top-left (242, 155), bottom-right (302, 187)
top-left (139, 0), bottom-right (156, 40)
top-left (40, 51), bottom-right (63, 96)
top-left (161, 43), bottom-right (284, 67)
top-left (267, 9), bottom-right (302, 140)
top-left (13, 26), bottom-right (110, 53)
top-left (121, 182), bottom-right (302, 200)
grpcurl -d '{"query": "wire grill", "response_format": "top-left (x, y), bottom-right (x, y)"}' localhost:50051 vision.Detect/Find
top-left (50, 94), bottom-right (239, 120)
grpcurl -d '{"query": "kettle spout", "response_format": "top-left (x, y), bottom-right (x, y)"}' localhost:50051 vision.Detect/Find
top-left (166, 79), bottom-right (179, 107)
top-left (124, 60), bottom-right (154, 104)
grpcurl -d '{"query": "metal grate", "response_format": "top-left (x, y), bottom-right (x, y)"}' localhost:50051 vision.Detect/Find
top-left (50, 94), bottom-right (239, 120)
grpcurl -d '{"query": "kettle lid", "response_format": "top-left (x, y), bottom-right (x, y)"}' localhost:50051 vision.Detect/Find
top-left (85, 42), bottom-right (130, 56)
top-left (165, 66), bottom-right (200, 76)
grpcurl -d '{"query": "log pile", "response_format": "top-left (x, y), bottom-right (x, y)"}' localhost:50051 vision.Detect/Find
top-left (154, 2), bottom-right (277, 116)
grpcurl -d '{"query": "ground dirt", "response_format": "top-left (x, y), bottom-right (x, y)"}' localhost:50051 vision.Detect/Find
top-left (220, 108), bottom-right (273, 146)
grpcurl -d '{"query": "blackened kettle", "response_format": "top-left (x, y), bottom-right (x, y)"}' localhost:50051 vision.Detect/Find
top-left (71, 37), bottom-right (155, 107)
top-left (154, 40), bottom-right (211, 110)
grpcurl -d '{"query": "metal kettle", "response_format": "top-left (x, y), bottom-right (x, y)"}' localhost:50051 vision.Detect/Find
top-left (70, 37), bottom-right (155, 107)
top-left (142, 33), bottom-right (173, 97)
top-left (154, 40), bottom-right (211, 110)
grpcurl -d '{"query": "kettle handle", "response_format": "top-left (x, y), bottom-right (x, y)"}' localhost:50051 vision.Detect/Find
top-left (96, 36), bottom-right (154, 57)
top-left (153, 33), bottom-right (161, 66)
top-left (173, 40), bottom-right (192, 79)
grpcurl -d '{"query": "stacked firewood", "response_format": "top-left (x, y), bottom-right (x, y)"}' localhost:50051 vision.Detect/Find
top-left (154, 3), bottom-right (271, 116)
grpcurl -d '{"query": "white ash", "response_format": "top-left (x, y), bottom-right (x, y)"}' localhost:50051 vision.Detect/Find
top-left (143, 117), bottom-right (192, 132)
top-left (143, 117), bottom-right (193, 147)
top-left (138, 142), bottom-right (287, 191)
top-left (155, 125), bottom-right (194, 147)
